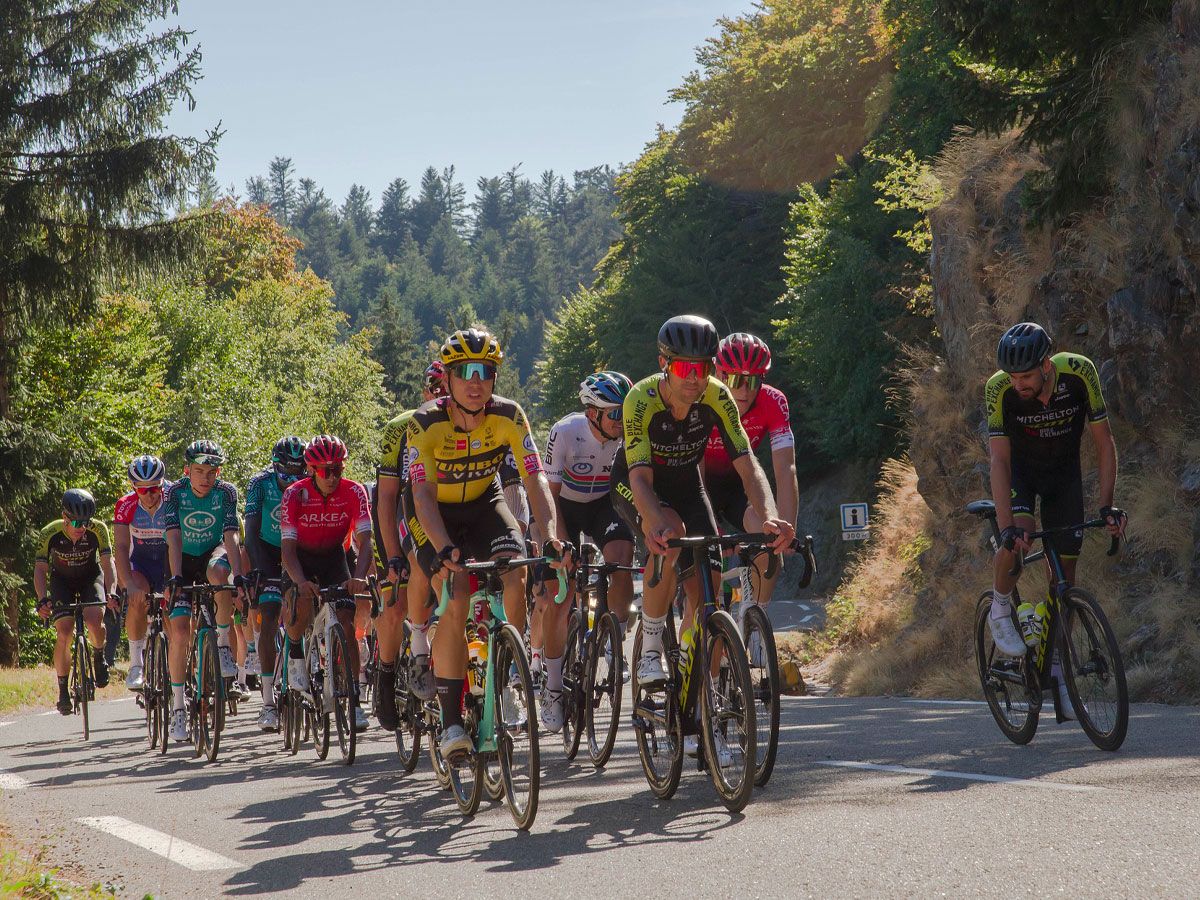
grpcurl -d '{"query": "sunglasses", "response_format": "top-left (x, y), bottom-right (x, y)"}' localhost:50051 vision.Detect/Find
top-left (451, 362), bottom-right (497, 382)
top-left (134, 485), bottom-right (163, 496)
top-left (67, 518), bottom-right (91, 528)
top-left (594, 407), bottom-right (622, 421)
top-left (313, 464), bottom-right (344, 478)
top-left (721, 373), bottom-right (762, 391)
top-left (666, 358), bottom-right (713, 379)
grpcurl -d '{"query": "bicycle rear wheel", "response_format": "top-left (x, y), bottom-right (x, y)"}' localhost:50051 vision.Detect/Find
top-left (329, 623), bottom-right (356, 765)
top-left (700, 610), bottom-right (756, 812)
top-left (1060, 589), bottom-right (1128, 751)
top-left (741, 604), bottom-right (780, 787)
top-left (630, 625), bottom-right (683, 800)
top-left (428, 721), bottom-right (452, 791)
top-left (493, 622), bottom-right (539, 830)
top-left (197, 629), bottom-right (223, 762)
top-left (585, 611), bottom-right (623, 768)
top-left (307, 637), bottom-right (330, 761)
top-left (974, 592), bottom-right (1040, 744)
top-left (74, 634), bottom-right (91, 741)
top-left (394, 669), bottom-right (422, 773)
top-left (561, 611), bottom-right (584, 759)
top-left (449, 722), bottom-right (484, 817)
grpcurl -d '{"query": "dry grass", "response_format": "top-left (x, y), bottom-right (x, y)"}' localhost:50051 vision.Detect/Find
top-left (0, 666), bottom-right (129, 715)
top-left (0, 823), bottom-right (116, 898)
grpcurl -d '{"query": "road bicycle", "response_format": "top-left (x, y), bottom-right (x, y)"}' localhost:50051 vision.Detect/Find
top-left (42, 598), bottom-right (107, 740)
top-left (172, 583), bottom-right (235, 762)
top-left (968, 499), bottom-right (1129, 751)
top-left (633, 534), bottom-right (758, 812)
top-left (139, 591), bottom-right (170, 753)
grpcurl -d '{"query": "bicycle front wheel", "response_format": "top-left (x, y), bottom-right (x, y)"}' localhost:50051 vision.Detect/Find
top-left (742, 604), bottom-right (780, 786)
top-left (429, 722), bottom-right (452, 791)
top-left (74, 633), bottom-right (91, 741)
top-left (1061, 589), bottom-right (1128, 751)
top-left (630, 625), bottom-right (683, 800)
top-left (197, 630), bottom-right (223, 762)
top-left (493, 622), bottom-right (539, 830)
top-left (701, 610), bottom-right (756, 812)
top-left (584, 611), bottom-right (623, 768)
top-left (561, 610), bottom-right (584, 760)
top-left (974, 591), bottom-right (1040, 745)
top-left (329, 623), bottom-right (357, 765)
top-left (394, 670), bottom-right (422, 774)
top-left (307, 637), bottom-right (330, 761)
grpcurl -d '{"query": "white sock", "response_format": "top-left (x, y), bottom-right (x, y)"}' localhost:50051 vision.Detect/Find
top-left (216, 623), bottom-right (231, 648)
top-left (410, 621), bottom-right (430, 656)
top-left (238, 663), bottom-right (247, 683)
top-left (545, 656), bottom-right (563, 693)
top-left (261, 675), bottom-right (274, 707)
top-left (129, 639), bottom-right (145, 669)
top-left (641, 613), bottom-right (667, 655)
top-left (531, 646), bottom-right (544, 673)
top-left (172, 683), bottom-right (185, 710)
top-left (991, 590), bottom-right (1013, 620)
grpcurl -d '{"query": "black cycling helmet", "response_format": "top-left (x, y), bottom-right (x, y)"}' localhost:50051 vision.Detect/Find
top-left (657, 315), bottom-right (719, 360)
top-left (271, 436), bottom-right (306, 476)
top-left (62, 488), bottom-right (97, 522)
top-left (996, 322), bottom-right (1053, 373)
top-left (185, 439), bottom-right (226, 466)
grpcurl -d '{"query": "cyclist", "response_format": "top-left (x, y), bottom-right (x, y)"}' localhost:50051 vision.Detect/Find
top-left (375, 361), bottom-right (447, 730)
top-left (612, 315), bottom-right (793, 720)
top-left (404, 326), bottom-right (564, 760)
top-left (704, 334), bottom-right (798, 625)
top-left (244, 436), bottom-right (307, 730)
top-left (537, 370), bottom-right (636, 732)
top-left (112, 456), bottom-right (172, 691)
top-left (34, 489), bottom-right (117, 715)
top-left (163, 440), bottom-right (245, 742)
top-left (280, 434), bottom-right (374, 734)
top-left (984, 322), bottom-right (1123, 717)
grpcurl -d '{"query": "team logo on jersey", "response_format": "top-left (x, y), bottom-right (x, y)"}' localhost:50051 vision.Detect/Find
top-left (523, 453), bottom-right (542, 472)
top-left (471, 439), bottom-right (481, 449)
top-left (183, 511), bottom-right (216, 532)
top-left (270, 506), bottom-right (282, 524)
top-left (409, 462), bottom-right (426, 482)
top-left (523, 434), bottom-right (535, 452)
top-left (573, 462), bottom-right (593, 474)
top-left (454, 439), bottom-right (468, 451)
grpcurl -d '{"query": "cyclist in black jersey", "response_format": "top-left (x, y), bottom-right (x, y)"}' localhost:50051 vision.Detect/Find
top-left (984, 323), bottom-right (1124, 715)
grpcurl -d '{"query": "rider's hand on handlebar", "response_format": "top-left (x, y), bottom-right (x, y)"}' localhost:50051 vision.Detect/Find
top-left (761, 518), bottom-right (795, 554)
top-left (643, 514), bottom-right (676, 555)
top-left (437, 544), bottom-right (464, 574)
top-left (386, 555), bottom-right (405, 585)
top-left (1000, 524), bottom-right (1031, 554)
top-left (36, 597), bottom-right (52, 621)
top-left (1100, 506), bottom-right (1127, 538)
top-left (344, 576), bottom-right (367, 595)
top-left (106, 592), bottom-right (122, 612)
top-left (300, 579), bottom-right (320, 602)
top-left (543, 538), bottom-right (570, 570)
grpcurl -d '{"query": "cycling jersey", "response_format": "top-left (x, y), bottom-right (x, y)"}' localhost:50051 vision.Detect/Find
top-left (113, 485), bottom-right (173, 560)
top-left (985, 352), bottom-right (1108, 470)
top-left (163, 477), bottom-right (239, 555)
top-left (380, 409), bottom-right (416, 482)
top-left (543, 412), bottom-right (621, 503)
top-left (36, 520), bottom-right (112, 580)
top-left (280, 477), bottom-right (371, 554)
top-left (703, 383), bottom-right (793, 476)
top-left (244, 468), bottom-right (286, 547)
top-left (406, 395), bottom-right (542, 504)
top-left (622, 374), bottom-right (750, 471)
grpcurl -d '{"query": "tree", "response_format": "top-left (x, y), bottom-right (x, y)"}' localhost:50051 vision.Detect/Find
top-left (0, 0), bottom-right (217, 664)
top-left (342, 183), bottom-right (374, 237)
top-left (375, 177), bottom-right (412, 258)
top-left (245, 176), bottom-right (269, 206)
top-left (268, 156), bottom-right (297, 224)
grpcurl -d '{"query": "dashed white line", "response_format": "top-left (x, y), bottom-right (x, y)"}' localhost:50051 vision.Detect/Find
top-left (0, 720), bottom-right (13, 728)
top-left (0, 771), bottom-right (30, 790)
top-left (901, 699), bottom-right (986, 706)
top-left (76, 816), bottom-right (241, 871)
top-left (815, 760), bottom-right (1102, 792)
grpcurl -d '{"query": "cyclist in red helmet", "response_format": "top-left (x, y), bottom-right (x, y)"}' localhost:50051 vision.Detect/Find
top-left (280, 434), bottom-right (374, 733)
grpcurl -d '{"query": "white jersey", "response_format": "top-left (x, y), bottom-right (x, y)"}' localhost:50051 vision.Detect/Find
top-left (542, 412), bottom-right (620, 504)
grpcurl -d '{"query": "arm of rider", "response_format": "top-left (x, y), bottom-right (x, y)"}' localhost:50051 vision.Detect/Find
top-left (523, 471), bottom-right (565, 565)
top-left (101, 551), bottom-right (119, 609)
top-left (113, 523), bottom-right (134, 593)
top-left (243, 511), bottom-right (267, 573)
top-left (1090, 419), bottom-right (1121, 534)
top-left (348, 528), bottom-right (373, 591)
top-left (411, 479), bottom-right (463, 573)
top-left (732, 453), bottom-right (793, 552)
top-left (166, 528), bottom-right (183, 588)
top-left (629, 465), bottom-right (674, 555)
top-left (34, 561), bottom-right (50, 618)
top-left (223, 528), bottom-right (245, 604)
top-left (548, 480), bottom-right (569, 543)
top-left (377, 475), bottom-right (404, 582)
top-left (988, 436), bottom-right (1031, 553)
top-left (771, 444), bottom-right (800, 553)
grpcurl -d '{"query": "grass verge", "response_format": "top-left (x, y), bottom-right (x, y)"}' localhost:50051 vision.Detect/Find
top-left (0, 666), bottom-right (130, 715)
top-left (0, 824), bottom-right (120, 898)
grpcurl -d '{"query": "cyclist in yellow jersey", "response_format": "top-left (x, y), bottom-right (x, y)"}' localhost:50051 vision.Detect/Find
top-left (405, 327), bottom-right (565, 760)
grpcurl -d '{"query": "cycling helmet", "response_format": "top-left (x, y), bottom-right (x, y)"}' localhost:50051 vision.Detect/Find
top-left (185, 439), bottom-right (225, 466)
top-left (425, 360), bottom-right (448, 395)
top-left (716, 332), bottom-right (772, 375)
top-left (440, 327), bottom-right (504, 367)
top-left (127, 454), bottom-right (166, 484)
top-left (579, 371), bottom-right (633, 409)
top-left (304, 434), bottom-right (348, 467)
top-left (271, 436), bottom-right (306, 475)
top-left (997, 322), bottom-right (1053, 373)
top-left (657, 315), bottom-right (719, 359)
top-left (62, 488), bottom-right (97, 521)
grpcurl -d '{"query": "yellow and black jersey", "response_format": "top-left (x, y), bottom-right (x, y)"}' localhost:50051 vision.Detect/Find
top-left (379, 409), bottom-right (416, 481)
top-left (406, 396), bottom-right (543, 503)
top-left (36, 520), bottom-right (112, 579)
top-left (621, 374), bottom-right (750, 471)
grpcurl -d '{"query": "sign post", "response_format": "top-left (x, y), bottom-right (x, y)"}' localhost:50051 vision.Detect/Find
top-left (840, 503), bottom-right (870, 541)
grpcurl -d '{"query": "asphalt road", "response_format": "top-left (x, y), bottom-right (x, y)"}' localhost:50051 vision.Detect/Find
top-left (2, 688), bottom-right (1198, 898)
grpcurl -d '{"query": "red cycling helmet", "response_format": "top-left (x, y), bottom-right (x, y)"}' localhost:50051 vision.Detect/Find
top-left (304, 434), bottom-right (347, 466)
top-left (716, 332), bottom-right (772, 375)
top-left (425, 360), bottom-right (447, 396)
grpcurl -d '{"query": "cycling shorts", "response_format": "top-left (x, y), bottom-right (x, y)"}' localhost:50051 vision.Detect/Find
top-left (284, 547), bottom-right (355, 612)
top-left (611, 463), bottom-right (718, 578)
top-left (559, 495), bottom-right (633, 550)
top-left (49, 573), bottom-right (105, 623)
top-left (1010, 462), bottom-right (1085, 558)
top-left (252, 542), bottom-right (284, 608)
top-left (703, 471), bottom-right (750, 532)
top-left (130, 551), bottom-right (168, 593)
top-left (406, 479), bottom-right (523, 578)
top-left (170, 546), bottom-right (232, 618)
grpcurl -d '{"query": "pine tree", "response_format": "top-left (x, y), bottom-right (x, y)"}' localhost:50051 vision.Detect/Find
top-left (342, 184), bottom-right (374, 237)
top-left (245, 175), bottom-right (269, 205)
top-left (268, 156), bottom-right (296, 224)
top-left (375, 177), bottom-right (412, 258)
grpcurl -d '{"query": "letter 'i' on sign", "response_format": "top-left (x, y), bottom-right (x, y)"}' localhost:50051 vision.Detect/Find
top-left (840, 503), bottom-right (870, 541)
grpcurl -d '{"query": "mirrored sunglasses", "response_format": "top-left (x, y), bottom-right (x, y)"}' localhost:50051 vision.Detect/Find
top-left (452, 362), bottom-right (497, 381)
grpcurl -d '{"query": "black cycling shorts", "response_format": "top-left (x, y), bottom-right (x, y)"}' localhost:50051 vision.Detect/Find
top-left (1010, 463), bottom-right (1085, 558)
top-left (251, 542), bottom-right (283, 607)
top-left (610, 461), bottom-right (719, 578)
top-left (49, 574), bottom-right (105, 623)
top-left (284, 547), bottom-right (355, 612)
top-left (559, 495), bottom-right (634, 550)
top-left (703, 471), bottom-right (750, 532)
top-left (406, 479), bottom-right (523, 578)
top-left (169, 545), bottom-right (232, 618)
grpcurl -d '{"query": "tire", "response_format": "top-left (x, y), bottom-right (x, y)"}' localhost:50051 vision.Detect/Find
top-left (974, 592), bottom-right (1040, 745)
top-left (700, 610), bottom-right (756, 813)
top-left (631, 624), bottom-right (683, 800)
top-left (74, 633), bottom-right (91, 741)
top-left (328, 624), bottom-right (357, 765)
top-left (449, 736), bottom-right (484, 818)
top-left (145, 634), bottom-right (159, 749)
top-left (584, 611), bottom-right (623, 768)
top-left (151, 631), bottom-right (170, 753)
top-left (493, 623), bottom-right (539, 830)
top-left (225, 677), bottom-right (238, 719)
top-left (429, 723), bottom-right (452, 791)
top-left (560, 611), bottom-right (584, 760)
top-left (307, 637), bottom-right (330, 761)
top-left (393, 667), bottom-right (422, 774)
top-left (287, 691), bottom-right (303, 754)
top-left (197, 629), bottom-right (223, 763)
top-left (1060, 589), bottom-right (1129, 751)
top-left (741, 604), bottom-right (781, 787)
top-left (484, 756), bottom-right (504, 803)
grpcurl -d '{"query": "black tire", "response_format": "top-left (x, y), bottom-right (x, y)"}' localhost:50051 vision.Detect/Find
top-left (287, 690), bottom-right (303, 754)
top-left (145, 634), bottom-right (159, 749)
top-left (151, 631), bottom-right (170, 753)
top-left (974, 592), bottom-right (1040, 745)
top-left (225, 677), bottom-right (238, 719)
top-left (307, 637), bottom-right (330, 761)
top-left (197, 629), bottom-right (223, 763)
top-left (584, 611), bottom-right (623, 768)
top-left (1060, 589), bottom-right (1129, 751)
top-left (449, 737), bottom-right (484, 818)
top-left (631, 625), bottom-right (683, 800)
top-left (741, 604), bottom-right (781, 787)
top-left (700, 610), bottom-right (756, 812)
top-left (484, 756), bottom-right (504, 802)
top-left (394, 670), bottom-right (422, 774)
top-left (74, 633), bottom-right (91, 741)
top-left (429, 722), bottom-right (452, 791)
top-left (493, 623), bottom-right (539, 830)
top-left (561, 611), bottom-right (584, 760)
top-left (329, 624), bottom-right (357, 765)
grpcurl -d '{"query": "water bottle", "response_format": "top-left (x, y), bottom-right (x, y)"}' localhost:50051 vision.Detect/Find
top-left (467, 639), bottom-right (487, 696)
top-left (1017, 602), bottom-right (1043, 648)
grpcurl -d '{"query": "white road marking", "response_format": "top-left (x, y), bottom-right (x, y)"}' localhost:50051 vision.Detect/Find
top-left (901, 699), bottom-right (987, 706)
top-left (0, 720), bottom-right (13, 727)
top-left (815, 760), bottom-right (1102, 792)
top-left (0, 771), bottom-right (30, 790)
top-left (76, 816), bottom-right (241, 871)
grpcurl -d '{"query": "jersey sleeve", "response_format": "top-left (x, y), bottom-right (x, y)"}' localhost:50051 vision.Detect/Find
top-left (379, 412), bottom-right (410, 478)
top-left (708, 379), bottom-right (751, 462)
top-left (219, 482), bottom-right (239, 534)
top-left (542, 421), bottom-right (565, 484)
top-left (406, 417), bottom-right (433, 487)
top-left (1060, 353), bottom-right (1108, 422)
top-left (505, 402), bottom-right (543, 479)
top-left (280, 484), bottom-right (299, 541)
top-left (162, 481), bottom-right (181, 532)
top-left (984, 371), bottom-right (1011, 438)
top-left (35, 523), bottom-right (56, 563)
top-left (113, 493), bottom-right (138, 526)
top-left (244, 474), bottom-right (263, 519)
top-left (622, 380), bottom-right (655, 469)
top-left (351, 482), bottom-right (372, 534)
top-left (763, 388), bottom-right (795, 452)
top-left (92, 521), bottom-right (112, 555)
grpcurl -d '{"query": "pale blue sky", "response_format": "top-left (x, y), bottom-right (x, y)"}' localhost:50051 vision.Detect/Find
top-left (167, 1), bottom-right (755, 205)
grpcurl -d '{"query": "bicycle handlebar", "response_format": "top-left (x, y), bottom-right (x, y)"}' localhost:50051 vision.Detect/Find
top-left (436, 555), bottom-right (567, 616)
top-left (1008, 519), bottom-right (1122, 577)
top-left (646, 532), bottom-right (817, 590)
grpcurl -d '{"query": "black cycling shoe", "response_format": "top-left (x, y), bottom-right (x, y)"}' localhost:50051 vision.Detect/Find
top-left (376, 667), bottom-right (398, 731)
top-left (93, 650), bottom-right (109, 688)
top-left (57, 695), bottom-right (73, 716)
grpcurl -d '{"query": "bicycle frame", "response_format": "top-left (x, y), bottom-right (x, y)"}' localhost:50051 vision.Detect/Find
top-left (571, 541), bottom-right (640, 671)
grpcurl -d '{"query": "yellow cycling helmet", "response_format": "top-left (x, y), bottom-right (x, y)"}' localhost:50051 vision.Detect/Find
top-left (440, 327), bottom-right (504, 367)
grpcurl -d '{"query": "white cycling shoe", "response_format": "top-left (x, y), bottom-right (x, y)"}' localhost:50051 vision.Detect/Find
top-left (287, 658), bottom-right (310, 693)
top-left (439, 724), bottom-right (472, 760)
top-left (988, 612), bottom-right (1028, 657)
top-left (353, 705), bottom-right (369, 733)
top-left (218, 646), bottom-right (237, 678)
top-left (125, 665), bottom-right (144, 692)
top-left (170, 708), bottom-right (189, 743)
top-left (258, 706), bottom-right (279, 731)
top-left (539, 689), bottom-right (564, 734)
top-left (636, 650), bottom-right (667, 688)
